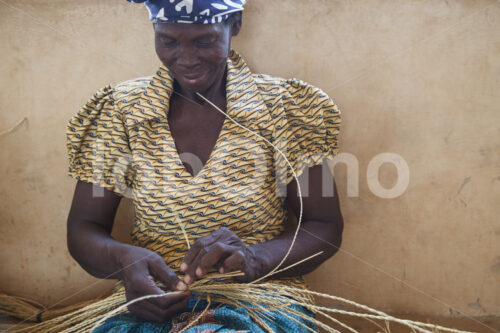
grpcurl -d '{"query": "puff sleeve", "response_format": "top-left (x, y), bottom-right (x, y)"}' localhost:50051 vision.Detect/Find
top-left (66, 85), bottom-right (134, 196)
top-left (273, 79), bottom-right (341, 185)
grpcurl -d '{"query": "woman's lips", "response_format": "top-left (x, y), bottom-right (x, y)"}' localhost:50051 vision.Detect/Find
top-left (181, 72), bottom-right (206, 85)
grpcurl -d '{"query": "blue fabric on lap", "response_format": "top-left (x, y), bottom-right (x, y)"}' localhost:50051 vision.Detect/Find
top-left (93, 298), bottom-right (316, 332)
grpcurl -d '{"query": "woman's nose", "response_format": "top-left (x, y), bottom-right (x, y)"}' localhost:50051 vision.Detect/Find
top-left (176, 46), bottom-right (201, 68)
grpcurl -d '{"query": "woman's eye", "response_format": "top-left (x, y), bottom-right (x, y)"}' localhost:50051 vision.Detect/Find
top-left (196, 38), bottom-right (216, 47)
top-left (163, 39), bottom-right (177, 47)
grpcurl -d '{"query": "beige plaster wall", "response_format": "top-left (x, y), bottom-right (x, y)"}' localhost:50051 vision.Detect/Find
top-left (1, 0), bottom-right (499, 317)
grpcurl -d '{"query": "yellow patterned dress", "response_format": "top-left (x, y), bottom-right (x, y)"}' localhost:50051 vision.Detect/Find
top-left (66, 50), bottom-right (341, 326)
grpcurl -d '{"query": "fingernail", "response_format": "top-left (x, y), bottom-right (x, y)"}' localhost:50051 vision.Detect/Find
top-left (176, 281), bottom-right (187, 291)
top-left (219, 267), bottom-right (224, 274)
top-left (196, 267), bottom-right (202, 277)
top-left (184, 275), bottom-right (192, 284)
top-left (180, 263), bottom-right (187, 272)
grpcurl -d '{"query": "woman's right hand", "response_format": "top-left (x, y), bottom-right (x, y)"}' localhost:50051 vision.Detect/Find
top-left (116, 245), bottom-right (191, 322)
top-left (67, 181), bottom-right (190, 322)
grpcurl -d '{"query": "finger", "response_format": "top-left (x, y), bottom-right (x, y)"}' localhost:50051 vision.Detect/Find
top-left (196, 243), bottom-right (236, 277)
top-left (130, 292), bottom-right (190, 322)
top-left (181, 230), bottom-right (224, 270)
top-left (128, 271), bottom-right (183, 311)
top-left (180, 245), bottom-right (203, 273)
top-left (182, 231), bottom-right (227, 283)
top-left (128, 300), bottom-right (164, 323)
top-left (127, 295), bottom-right (176, 322)
top-left (148, 256), bottom-right (187, 294)
top-left (131, 292), bottom-right (190, 322)
top-left (129, 289), bottom-right (190, 320)
top-left (160, 293), bottom-right (191, 320)
top-left (183, 244), bottom-right (211, 284)
top-left (159, 290), bottom-right (192, 308)
top-left (138, 291), bottom-right (190, 318)
top-left (127, 272), bottom-right (164, 296)
top-left (184, 242), bottom-right (233, 283)
top-left (127, 272), bottom-right (172, 310)
top-left (221, 250), bottom-right (246, 274)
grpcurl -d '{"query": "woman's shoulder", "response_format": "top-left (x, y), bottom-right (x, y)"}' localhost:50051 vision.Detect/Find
top-left (252, 73), bottom-right (334, 104)
top-left (111, 76), bottom-right (153, 107)
top-left (71, 76), bottom-right (153, 124)
top-left (252, 74), bottom-right (341, 185)
top-left (66, 77), bottom-right (152, 195)
top-left (73, 76), bottom-right (153, 124)
top-left (252, 73), bottom-right (340, 121)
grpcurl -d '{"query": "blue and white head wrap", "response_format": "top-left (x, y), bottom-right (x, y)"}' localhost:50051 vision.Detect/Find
top-left (127, 0), bottom-right (245, 24)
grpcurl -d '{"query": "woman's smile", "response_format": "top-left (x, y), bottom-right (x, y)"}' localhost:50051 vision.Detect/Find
top-left (179, 70), bottom-right (207, 86)
top-left (154, 22), bottom-right (236, 96)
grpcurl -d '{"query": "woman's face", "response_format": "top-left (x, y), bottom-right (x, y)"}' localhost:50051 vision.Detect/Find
top-left (154, 19), bottom-right (241, 94)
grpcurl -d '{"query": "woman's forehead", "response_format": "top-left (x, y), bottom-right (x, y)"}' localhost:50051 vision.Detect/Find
top-left (154, 22), bottom-right (227, 37)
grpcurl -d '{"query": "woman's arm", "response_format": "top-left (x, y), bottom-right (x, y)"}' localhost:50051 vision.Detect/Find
top-left (180, 163), bottom-right (343, 283)
top-left (67, 180), bottom-right (190, 322)
top-left (248, 163), bottom-right (343, 279)
top-left (67, 180), bottom-right (124, 278)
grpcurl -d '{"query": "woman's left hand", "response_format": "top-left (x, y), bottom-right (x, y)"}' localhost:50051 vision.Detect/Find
top-left (179, 227), bottom-right (261, 284)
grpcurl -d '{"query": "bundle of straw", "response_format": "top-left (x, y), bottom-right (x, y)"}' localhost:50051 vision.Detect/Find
top-left (1, 270), bottom-right (475, 333)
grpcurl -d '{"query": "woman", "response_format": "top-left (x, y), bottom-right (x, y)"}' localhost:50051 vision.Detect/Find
top-left (66, 0), bottom-right (343, 331)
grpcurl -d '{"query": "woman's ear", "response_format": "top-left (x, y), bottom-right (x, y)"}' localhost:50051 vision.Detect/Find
top-left (231, 12), bottom-right (242, 36)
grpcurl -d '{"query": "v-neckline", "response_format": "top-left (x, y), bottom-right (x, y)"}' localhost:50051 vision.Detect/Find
top-left (136, 49), bottom-right (275, 183)
top-left (166, 109), bottom-right (230, 181)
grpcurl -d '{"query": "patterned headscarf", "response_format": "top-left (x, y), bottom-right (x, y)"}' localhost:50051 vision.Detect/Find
top-left (127, 0), bottom-right (245, 23)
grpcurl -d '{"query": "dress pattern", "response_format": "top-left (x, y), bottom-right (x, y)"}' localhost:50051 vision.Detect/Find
top-left (66, 49), bottom-right (341, 290)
